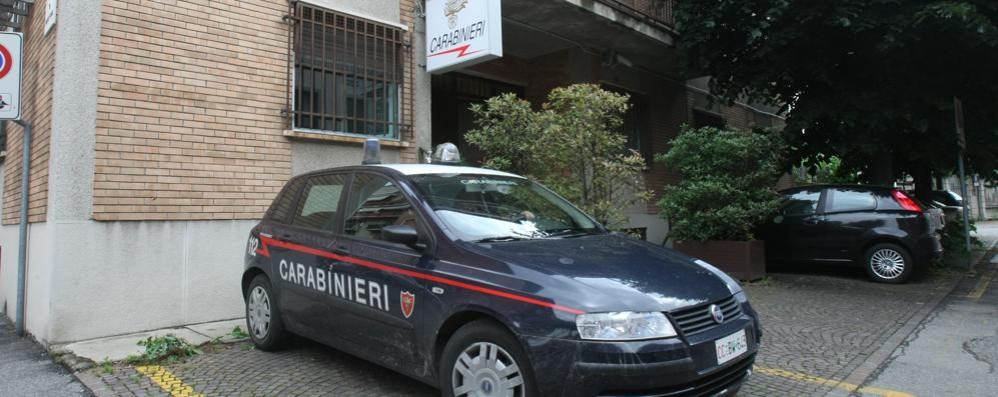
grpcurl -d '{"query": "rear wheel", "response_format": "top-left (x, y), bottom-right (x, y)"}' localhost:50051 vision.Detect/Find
top-left (246, 274), bottom-right (287, 350)
top-left (440, 320), bottom-right (537, 397)
top-left (864, 243), bottom-right (914, 283)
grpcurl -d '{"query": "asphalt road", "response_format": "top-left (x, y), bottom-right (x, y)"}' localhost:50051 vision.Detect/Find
top-left (864, 222), bottom-right (998, 396)
top-left (0, 318), bottom-right (91, 397)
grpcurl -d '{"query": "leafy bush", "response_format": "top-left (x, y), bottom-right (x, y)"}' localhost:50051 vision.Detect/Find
top-left (937, 217), bottom-right (983, 268)
top-left (127, 334), bottom-right (201, 364)
top-left (656, 126), bottom-right (784, 241)
top-left (466, 84), bottom-right (649, 229)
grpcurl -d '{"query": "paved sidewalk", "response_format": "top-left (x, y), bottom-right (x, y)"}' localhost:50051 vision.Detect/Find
top-left (0, 318), bottom-right (91, 397)
top-left (861, 223), bottom-right (998, 396)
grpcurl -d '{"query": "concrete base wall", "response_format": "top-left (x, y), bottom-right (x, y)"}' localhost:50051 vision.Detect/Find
top-left (1, 219), bottom-right (255, 345)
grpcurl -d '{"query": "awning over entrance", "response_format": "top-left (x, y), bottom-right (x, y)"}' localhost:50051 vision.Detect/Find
top-left (501, 0), bottom-right (681, 77)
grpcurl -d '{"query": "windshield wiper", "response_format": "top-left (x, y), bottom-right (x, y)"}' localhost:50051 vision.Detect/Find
top-left (472, 236), bottom-right (529, 243)
top-left (543, 228), bottom-right (594, 238)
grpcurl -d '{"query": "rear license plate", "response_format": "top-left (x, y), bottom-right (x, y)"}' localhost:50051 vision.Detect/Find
top-left (715, 329), bottom-right (748, 365)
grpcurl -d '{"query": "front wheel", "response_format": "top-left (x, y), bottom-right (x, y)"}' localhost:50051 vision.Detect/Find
top-left (440, 320), bottom-right (537, 397)
top-left (864, 243), bottom-right (914, 283)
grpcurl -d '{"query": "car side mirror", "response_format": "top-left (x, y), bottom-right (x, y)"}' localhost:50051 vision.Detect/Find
top-left (382, 225), bottom-right (421, 248)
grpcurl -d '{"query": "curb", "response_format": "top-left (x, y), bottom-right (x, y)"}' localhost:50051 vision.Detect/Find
top-left (824, 238), bottom-right (998, 397)
top-left (75, 370), bottom-right (113, 397)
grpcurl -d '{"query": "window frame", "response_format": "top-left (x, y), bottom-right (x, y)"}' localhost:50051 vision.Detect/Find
top-left (288, 172), bottom-right (353, 234)
top-left (341, 171), bottom-right (433, 249)
top-left (290, 3), bottom-right (408, 139)
top-left (779, 188), bottom-right (825, 217)
top-left (825, 188), bottom-right (878, 214)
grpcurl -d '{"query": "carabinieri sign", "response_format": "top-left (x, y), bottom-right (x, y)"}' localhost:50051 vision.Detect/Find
top-left (425, 0), bottom-right (503, 74)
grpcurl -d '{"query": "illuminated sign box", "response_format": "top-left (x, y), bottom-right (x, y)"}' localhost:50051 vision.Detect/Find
top-left (426, 0), bottom-right (503, 74)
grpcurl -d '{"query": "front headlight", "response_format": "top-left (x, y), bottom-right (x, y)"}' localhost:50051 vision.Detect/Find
top-left (575, 312), bottom-right (677, 341)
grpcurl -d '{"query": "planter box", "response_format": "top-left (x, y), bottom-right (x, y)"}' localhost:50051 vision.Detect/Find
top-left (674, 240), bottom-right (766, 281)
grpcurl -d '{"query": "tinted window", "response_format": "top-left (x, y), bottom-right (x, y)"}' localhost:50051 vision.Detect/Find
top-left (344, 174), bottom-right (415, 241)
top-left (780, 190), bottom-right (821, 216)
top-left (292, 174), bottom-right (347, 232)
top-left (828, 189), bottom-right (877, 212)
top-left (266, 177), bottom-right (306, 224)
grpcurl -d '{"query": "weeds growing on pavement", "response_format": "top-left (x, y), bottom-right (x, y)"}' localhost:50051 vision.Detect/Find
top-left (126, 334), bottom-right (202, 365)
top-left (229, 326), bottom-right (250, 339)
top-left (100, 357), bottom-right (114, 374)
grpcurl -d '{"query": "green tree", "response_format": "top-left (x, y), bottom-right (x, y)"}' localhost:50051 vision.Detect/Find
top-left (656, 126), bottom-right (784, 242)
top-left (466, 84), bottom-right (649, 229)
top-left (677, 1), bottom-right (998, 193)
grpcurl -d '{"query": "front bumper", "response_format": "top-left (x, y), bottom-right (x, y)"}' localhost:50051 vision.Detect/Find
top-left (522, 315), bottom-right (760, 397)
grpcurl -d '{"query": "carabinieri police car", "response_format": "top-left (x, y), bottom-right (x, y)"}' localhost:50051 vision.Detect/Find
top-left (242, 141), bottom-right (761, 397)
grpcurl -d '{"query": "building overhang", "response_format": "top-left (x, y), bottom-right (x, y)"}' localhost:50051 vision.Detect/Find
top-left (501, 0), bottom-right (681, 76)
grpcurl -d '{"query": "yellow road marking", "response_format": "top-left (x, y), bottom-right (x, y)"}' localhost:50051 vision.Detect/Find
top-left (965, 268), bottom-right (995, 300)
top-left (754, 366), bottom-right (915, 397)
top-left (135, 365), bottom-right (203, 397)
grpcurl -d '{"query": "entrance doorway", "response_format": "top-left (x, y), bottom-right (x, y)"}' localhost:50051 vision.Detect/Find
top-left (431, 73), bottom-right (524, 165)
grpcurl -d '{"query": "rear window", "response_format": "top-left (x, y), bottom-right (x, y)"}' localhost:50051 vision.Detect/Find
top-left (265, 177), bottom-right (306, 224)
top-left (828, 189), bottom-right (877, 212)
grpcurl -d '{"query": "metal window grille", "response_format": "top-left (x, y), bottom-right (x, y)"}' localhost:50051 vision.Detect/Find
top-left (292, 3), bottom-right (406, 139)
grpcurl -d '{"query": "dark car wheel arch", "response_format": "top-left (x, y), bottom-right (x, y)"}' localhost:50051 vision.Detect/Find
top-left (433, 308), bottom-right (527, 379)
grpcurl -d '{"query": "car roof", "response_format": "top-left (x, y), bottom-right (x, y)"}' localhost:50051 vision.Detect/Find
top-left (780, 184), bottom-right (898, 194)
top-left (373, 164), bottom-right (524, 178)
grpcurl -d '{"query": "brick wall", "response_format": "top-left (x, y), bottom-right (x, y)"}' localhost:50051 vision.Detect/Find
top-left (94, 0), bottom-right (420, 221)
top-left (2, 0), bottom-right (56, 225)
top-left (399, 0), bottom-right (418, 162)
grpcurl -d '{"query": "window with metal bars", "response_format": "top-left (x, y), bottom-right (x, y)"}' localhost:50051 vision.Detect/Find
top-left (292, 3), bottom-right (406, 139)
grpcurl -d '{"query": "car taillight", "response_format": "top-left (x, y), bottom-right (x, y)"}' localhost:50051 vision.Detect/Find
top-left (892, 190), bottom-right (922, 212)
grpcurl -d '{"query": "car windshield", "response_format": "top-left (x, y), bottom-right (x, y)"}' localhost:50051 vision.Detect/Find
top-left (409, 174), bottom-right (600, 242)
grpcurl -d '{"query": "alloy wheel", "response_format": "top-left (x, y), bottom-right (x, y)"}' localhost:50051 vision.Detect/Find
top-left (870, 248), bottom-right (906, 280)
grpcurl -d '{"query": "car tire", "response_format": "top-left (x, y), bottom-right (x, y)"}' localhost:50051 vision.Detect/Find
top-left (440, 320), bottom-right (538, 397)
top-left (864, 243), bottom-right (914, 283)
top-left (245, 274), bottom-right (287, 351)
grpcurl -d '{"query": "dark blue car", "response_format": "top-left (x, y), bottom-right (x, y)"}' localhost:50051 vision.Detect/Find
top-left (241, 161), bottom-right (762, 397)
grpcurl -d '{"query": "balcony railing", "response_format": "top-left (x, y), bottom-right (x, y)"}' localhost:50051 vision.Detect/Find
top-left (600, 0), bottom-right (676, 30)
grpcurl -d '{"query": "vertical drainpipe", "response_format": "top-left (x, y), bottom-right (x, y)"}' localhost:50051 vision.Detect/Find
top-left (14, 119), bottom-right (31, 337)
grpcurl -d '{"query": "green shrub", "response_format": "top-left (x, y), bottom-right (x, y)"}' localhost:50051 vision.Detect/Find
top-left (129, 334), bottom-right (201, 364)
top-left (937, 217), bottom-right (983, 268)
top-left (656, 126), bottom-right (784, 242)
top-left (466, 84), bottom-right (649, 229)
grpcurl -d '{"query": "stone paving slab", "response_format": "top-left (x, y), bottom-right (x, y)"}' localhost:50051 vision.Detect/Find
top-left (63, 328), bottom-right (212, 362)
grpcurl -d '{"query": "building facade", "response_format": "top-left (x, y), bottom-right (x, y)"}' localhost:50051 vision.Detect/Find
top-left (0, 0), bottom-right (782, 344)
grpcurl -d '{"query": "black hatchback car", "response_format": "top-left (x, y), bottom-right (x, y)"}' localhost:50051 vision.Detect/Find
top-left (242, 160), bottom-right (762, 396)
top-left (759, 185), bottom-right (943, 283)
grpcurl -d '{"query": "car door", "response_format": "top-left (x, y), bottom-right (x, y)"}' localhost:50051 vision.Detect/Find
top-left (764, 188), bottom-right (825, 262)
top-left (332, 172), bottom-right (430, 369)
top-left (819, 187), bottom-right (880, 262)
top-left (272, 172), bottom-right (350, 339)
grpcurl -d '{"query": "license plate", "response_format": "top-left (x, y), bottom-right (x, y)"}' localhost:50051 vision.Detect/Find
top-left (715, 329), bottom-right (748, 365)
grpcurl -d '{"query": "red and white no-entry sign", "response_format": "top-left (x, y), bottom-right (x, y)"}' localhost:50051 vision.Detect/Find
top-left (0, 33), bottom-right (23, 120)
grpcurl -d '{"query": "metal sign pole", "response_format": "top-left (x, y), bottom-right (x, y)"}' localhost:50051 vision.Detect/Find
top-left (957, 153), bottom-right (972, 268)
top-left (13, 119), bottom-right (30, 337)
top-left (954, 97), bottom-right (972, 269)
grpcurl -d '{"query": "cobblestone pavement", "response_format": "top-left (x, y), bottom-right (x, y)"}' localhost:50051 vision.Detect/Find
top-left (80, 265), bottom-right (961, 397)
top-left (738, 265), bottom-right (957, 396)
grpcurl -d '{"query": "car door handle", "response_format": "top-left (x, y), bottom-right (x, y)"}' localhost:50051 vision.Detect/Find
top-left (804, 219), bottom-right (820, 225)
top-left (332, 246), bottom-right (350, 256)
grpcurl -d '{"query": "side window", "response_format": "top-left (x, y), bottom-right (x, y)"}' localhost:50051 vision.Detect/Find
top-left (291, 174), bottom-right (348, 232)
top-left (344, 174), bottom-right (415, 241)
top-left (828, 189), bottom-right (877, 213)
top-left (780, 190), bottom-right (821, 216)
